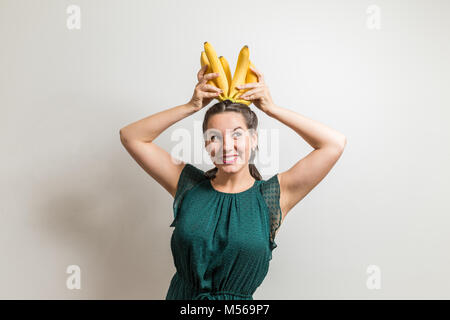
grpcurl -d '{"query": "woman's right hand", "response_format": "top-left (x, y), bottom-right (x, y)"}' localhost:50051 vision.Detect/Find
top-left (189, 65), bottom-right (223, 111)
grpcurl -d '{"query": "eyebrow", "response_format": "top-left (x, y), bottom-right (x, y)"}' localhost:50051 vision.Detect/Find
top-left (209, 127), bottom-right (244, 133)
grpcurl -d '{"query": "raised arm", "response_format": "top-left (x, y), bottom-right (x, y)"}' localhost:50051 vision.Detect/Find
top-left (119, 103), bottom-right (196, 197)
top-left (235, 65), bottom-right (346, 224)
top-left (266, 105), bottom-right (346, 223)
top-left (119, 66), bottom-right (223, 197)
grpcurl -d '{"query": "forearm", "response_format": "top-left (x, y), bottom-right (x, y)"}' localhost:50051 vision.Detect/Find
top-left (119, 102), bottom-right (197, 143)
top-left (266, 105), bottom-right (346, 150)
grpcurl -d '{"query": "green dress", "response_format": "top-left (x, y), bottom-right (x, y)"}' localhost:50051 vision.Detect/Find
top-left (166, 163), bottom-right (282, 300)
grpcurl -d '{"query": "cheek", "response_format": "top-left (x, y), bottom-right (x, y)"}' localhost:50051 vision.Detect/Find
top-left (236, 138), bottom-right (250, 154)
top-left (206, 142), bottom-right (220, 156)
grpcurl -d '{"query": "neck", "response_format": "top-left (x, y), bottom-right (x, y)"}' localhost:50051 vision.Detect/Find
top-left (212, 166), bottom-right (255, 190)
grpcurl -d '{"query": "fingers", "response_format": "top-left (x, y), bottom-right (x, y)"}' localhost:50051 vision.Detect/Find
top-left (199, 72), bottom-right (220, 84)
top-left (197, 64), bottom-right (208, 81)
top-left (205, 91), bottom-right (221, 98)
top-left (235, 82), bottom-right (262, 90)
top-left (195, 83), bottom-right (222, 102)
top-left (249, 65), bottom-right (264, 83)
top-left (199, 84), bottom-right (223, 96)
top-left (202, 84), bottom-right (223, 93)
top-left (239, 87), bottom-right (264, 100)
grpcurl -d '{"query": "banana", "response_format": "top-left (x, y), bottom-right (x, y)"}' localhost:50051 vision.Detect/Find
top-left (234, 60), bottom-right (258, 101)
top-left (204, 42), bottom-right (228, 101)
top-left (229, 45), bottom-right (250, 100)
top-left (246, 61), bottom-right (258, 85)
top-left (200, 51), bottom-right (215, 88)
top-left (199, 43), bottom-right (256, 106)
top-left (235, 98), bottom-right (251, 106)
top-left (219, 56), bottom-right (232, 95)
top-left (201, 51), bottom-right (226, 101)
top-left (227, 96), bottom-right (251, 106)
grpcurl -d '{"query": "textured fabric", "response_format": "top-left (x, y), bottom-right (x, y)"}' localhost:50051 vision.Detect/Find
top-left (166, 163), bottom-right (282, 300)
top-left (260, 174), bottom-right (282, 251)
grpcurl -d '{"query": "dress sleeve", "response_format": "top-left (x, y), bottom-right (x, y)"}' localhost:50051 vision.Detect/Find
top-left (260, 173), bottom-right (282, 251)
top-left (169, 163), bottom-right (206, 227)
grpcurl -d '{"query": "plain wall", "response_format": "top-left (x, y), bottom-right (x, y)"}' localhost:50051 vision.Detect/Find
top-left (1, 0), bottom-right (449, 299)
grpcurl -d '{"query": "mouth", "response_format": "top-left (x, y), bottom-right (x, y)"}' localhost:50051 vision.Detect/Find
top-left (221, 155), bottom-right (239, 164)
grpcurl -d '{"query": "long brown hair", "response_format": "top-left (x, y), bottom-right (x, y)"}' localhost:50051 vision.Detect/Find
top-left (202, 99), bottom-right (262, 180)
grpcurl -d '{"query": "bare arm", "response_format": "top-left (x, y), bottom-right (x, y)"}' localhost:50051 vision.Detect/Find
top-left (119, 67), bottom-right (222, 198)
top-left (120, 103), bottom-right (196, 143)
top-left (119, 103), bottom-right (197, 197)
top-left (266, 105), bottom-right (346, 225)
top-left (266, 105), bottom-right (346, 150)
top-left (235, 65), bottom-right (346, 226)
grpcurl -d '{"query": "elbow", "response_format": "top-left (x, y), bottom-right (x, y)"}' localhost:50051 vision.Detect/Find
top-left (335, 132), bottom-right (347, 149)
top-left (340, 136), bottom-right (347, 150)
top-left (336, 136), bottom-right (347, 153)
top-left (328, 135), bottom-right (346, 154)
top-left (119, 129), bottom-right (129, 145)
top-left (119, 126), bottom-right (128, 136)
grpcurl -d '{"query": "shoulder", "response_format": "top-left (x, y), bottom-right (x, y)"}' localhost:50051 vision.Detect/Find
top-left (258, 173), bottom-right (280, 207)
top-left (259, 173), bottom-right (286, 226)
top-left (180, 162), bottom-right (207, 179)
top-left (170, 162), bottom-right (208, 227)
top-left (174, 162), bottom-right (211, 201)
top-left (258, 173), bottom-right (284, 250)
top-left (176, 162), bottom-right (208, 193)
top-left (259, 173), bottom-right (280, 196)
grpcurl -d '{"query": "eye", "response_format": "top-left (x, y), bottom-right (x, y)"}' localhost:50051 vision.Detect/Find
top-left (233, 131), bottom-right (242, 138)
top-left (210, 135), bottom-right (221, 141)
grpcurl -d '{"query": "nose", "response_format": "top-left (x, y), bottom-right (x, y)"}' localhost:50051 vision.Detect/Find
top-left (222, 134), bottom-right (235, 154)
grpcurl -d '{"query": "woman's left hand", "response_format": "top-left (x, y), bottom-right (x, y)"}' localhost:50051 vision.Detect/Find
top-left (236, 65), bottom-right (276, 114)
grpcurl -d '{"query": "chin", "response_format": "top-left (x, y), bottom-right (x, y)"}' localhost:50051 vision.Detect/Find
top-left (215, 162), bottom-right (247, 172)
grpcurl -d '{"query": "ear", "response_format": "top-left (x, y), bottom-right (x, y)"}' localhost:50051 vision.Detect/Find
top-left (250, 130), bottom-right (258, 151)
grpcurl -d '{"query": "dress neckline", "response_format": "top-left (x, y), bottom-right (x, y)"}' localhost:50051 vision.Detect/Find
top-left (208, 179), bottom-right (258, 195)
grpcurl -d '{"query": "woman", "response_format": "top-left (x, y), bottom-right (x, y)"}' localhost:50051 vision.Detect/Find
top-left (119, 64), bottom-right (347, 299)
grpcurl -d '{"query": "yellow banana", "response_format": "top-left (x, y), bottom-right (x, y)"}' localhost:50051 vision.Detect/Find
top-left (201, 51), bottom-right (226, 101)
top-left (229, 45), bottom-right (250, 100)
top-left (204, 42), bottom-right (228, 100)
top-left (200, 51), bottom-right (215, 88)
top-left (199, 43), bottom-right (256, 106)
top-left (235, 98), bottom-right (251, 106)
top-left (246, 61), bottom-right (258, 85)
top-left (219, 56), bottom-right (232, 95)
top-left (234, 60), bottom-right (258, 101)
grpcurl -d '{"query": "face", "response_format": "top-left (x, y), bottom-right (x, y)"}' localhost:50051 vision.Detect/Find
top-left (204, 112), bottom-right (257, 174)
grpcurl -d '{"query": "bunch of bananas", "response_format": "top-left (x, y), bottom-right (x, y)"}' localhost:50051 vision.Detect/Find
top-left (201, 42), bottom-right (258, 106)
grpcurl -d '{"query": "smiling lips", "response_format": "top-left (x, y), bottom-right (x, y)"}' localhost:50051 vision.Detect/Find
top-left (222, 154), bottom-right (238, 164)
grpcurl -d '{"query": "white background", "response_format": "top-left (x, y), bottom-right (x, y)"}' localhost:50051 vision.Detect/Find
top-left (1, 0), bottom-right (449, 299)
